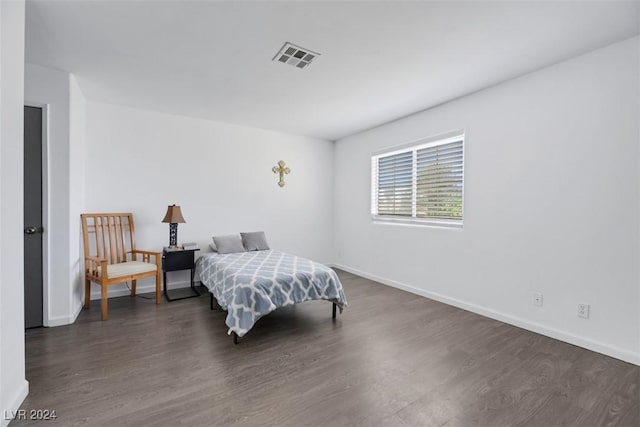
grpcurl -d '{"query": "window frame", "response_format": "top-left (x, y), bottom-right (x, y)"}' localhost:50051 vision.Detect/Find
top-left (371, 130), bottom-right (465, 229)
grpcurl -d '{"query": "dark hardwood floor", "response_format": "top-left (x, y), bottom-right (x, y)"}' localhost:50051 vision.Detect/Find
top-left (15, 270), bottom-right (639, 426)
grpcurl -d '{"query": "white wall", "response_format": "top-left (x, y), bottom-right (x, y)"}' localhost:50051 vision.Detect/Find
top-left (84, 102), bottom-right (334, 296)
top-left (333, 37), bottom-right (640, 364)
top-left (0, 0), bottom-right (29, 423)
top-left (24, 63), bottom-right (85, 326)
top-left (69, 75), bottom-right (86, 315)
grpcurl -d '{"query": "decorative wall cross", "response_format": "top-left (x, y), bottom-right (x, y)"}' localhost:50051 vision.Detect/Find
top-left (272, 160), bottom-right (291, 187)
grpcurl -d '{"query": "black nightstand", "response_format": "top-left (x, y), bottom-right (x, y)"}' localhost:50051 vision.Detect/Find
top-left (162, 247), bottom-right (201, 302)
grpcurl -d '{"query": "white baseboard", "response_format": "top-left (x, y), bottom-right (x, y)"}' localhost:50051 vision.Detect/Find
top-left (46, 301), bottom-right (83, 327)
top-left (1, 379), bottom-right (29, 427)
top-left (44, 281), bottom-right (199, 328)
top-left (45, 282), bottom-right (197, 327)
top-left (89, 280), bottom-right (194, 300)
top-left (71, 299), bottom-right (83, 323)
top-left (331, 263), bottom-right (640, 366)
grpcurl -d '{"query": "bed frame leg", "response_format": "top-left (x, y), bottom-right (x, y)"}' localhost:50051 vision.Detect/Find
top-left (232, 331), bottom-right (238, 345)
top-left (210, 292), bottom-right (214, 310)
top-left (332, 302), bottom-right (337, 319)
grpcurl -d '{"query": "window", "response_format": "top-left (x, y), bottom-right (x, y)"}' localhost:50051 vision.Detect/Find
top-left (371, 132), bottom-right (464, 227)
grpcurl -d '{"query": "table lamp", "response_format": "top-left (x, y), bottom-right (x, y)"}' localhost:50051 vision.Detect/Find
top-left (161, 204), bottom-right (185, 248)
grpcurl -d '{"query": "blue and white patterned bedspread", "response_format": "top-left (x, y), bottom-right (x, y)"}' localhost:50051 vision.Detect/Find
top-left (195, 250), bottom-right (347, 337)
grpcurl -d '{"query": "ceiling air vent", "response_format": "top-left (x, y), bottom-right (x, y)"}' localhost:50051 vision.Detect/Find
top-left (272, 42), bottom-right (320, 69)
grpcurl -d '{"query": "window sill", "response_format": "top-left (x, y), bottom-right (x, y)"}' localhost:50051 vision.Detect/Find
top-left (372, 216), bottom-right (463, 230)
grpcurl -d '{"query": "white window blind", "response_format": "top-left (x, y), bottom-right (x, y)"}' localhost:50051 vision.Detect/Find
top-left (371, 133), bottom-right (464, 226)
top-left (375, 151), bottom-right (413, 216)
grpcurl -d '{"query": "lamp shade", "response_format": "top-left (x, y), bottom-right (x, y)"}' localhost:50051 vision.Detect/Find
top-left (161, 204), bottom-right (186, 223)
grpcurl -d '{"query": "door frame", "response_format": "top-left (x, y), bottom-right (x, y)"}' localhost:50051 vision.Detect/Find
top-left (24, 101), bottom-right (50, 327)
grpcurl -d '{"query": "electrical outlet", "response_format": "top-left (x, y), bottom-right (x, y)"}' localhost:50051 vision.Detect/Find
top-left (578, 303), bottom-right (590, 319)
top-left (532, 292), bottom-right (543, 307)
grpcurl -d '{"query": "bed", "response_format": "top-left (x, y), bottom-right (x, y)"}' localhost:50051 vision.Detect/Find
top-left (195, 249), bottom-right (347, 343)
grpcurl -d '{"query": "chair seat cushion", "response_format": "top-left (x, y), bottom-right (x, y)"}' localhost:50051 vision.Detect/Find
top-left (101, 261), bottom-right (157, 278)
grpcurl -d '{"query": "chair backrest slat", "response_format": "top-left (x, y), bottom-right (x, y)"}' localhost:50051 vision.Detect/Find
top-left (114, 216), bottom-right (123, 263)
top-left (129, 215), bottom-right (136, 252)
top-left (81, 213), bottom-right (136, 265)
top-left (100, 216), bottom-right (108, 260)
top-left (108, 216), bottom-right (116, 263)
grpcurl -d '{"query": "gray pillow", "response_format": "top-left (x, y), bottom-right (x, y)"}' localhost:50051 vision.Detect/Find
top-left (240, 231), bottom-right (270, 251)
top-left (212, 234), bottom-right (245, 254)
top-left (208, 242), bottom-right (218, 252)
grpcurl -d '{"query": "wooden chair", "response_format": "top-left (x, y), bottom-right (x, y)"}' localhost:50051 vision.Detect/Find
top-left (81, 213), bottom-right (162, 320)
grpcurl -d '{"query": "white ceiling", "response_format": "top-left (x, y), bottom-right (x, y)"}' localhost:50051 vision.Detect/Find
top-left (25, 1), bottom-right (639, 141)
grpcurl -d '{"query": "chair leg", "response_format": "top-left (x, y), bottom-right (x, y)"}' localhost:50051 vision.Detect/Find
top-left (155, 271), bottom-right (161, 304)
top-left (101, 285), bottom-right (108, 321)
top-left (131, 279), bottom-right (137, 297)
top-left (84, 279), bottom-right (91, 309)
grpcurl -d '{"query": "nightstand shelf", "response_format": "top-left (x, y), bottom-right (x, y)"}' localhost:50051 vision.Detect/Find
top-left (162, 247), bottom-right (201, 302)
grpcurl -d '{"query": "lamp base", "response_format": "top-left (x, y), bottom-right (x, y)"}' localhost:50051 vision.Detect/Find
top-left (169, 223), bottom-right (178, 247)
